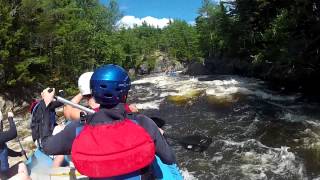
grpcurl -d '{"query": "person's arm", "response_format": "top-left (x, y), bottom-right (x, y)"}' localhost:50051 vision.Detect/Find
top-left (63, 93), bottom-right (83, 121)
top-left (0, 112), bottom-right (17, 144)
top-left (41, 121), bottom-right (79, 155)
top-left (135, 114), bottom-right (176, 164)
top-left (48, 101), bottom-right (64, 110)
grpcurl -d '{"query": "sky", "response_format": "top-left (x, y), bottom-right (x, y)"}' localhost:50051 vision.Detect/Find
top-left (101, 0), bottom-right (203, 28)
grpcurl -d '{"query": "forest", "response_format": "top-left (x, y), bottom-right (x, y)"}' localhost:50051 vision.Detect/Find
top-left (0, 0), bottom-right (319, 94)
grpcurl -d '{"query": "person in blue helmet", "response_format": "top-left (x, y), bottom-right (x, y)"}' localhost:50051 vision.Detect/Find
top-left (63, 71), bottom-right (139, 121)
top-left (38, 64), bottom-right (177, 179)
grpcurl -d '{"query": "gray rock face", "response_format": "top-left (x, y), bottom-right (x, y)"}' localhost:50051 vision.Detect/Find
top-left (152, 53), bottom-right (184, 73)
top-left (138, 63), bottom-right (149, 74)
top-left (128, 68), bottom-right (136, 78)
top-left (0, 99), bottom-right (13, 113)
top-left (0, 96), bottom-right (5, 111)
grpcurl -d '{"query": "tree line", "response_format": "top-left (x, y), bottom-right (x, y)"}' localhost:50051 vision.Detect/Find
top-left (1, 0), bottom-right (319, 94)
top-left (0, 0), bottom-right (199, 94)
top-left (197, 0), bottom-right (320, 92)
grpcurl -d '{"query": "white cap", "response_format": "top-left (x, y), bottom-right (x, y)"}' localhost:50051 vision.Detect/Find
top-left (78, 72), bottom-right (94, 95)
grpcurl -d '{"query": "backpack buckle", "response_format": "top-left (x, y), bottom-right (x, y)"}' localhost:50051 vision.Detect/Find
top-left (80, 111), bottom-right (87, 124)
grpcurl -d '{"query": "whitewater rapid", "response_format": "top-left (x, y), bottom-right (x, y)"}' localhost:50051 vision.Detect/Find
top-left (129, 72), bottom-right (320, 180)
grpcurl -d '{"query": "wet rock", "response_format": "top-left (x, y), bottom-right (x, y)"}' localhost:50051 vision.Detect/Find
top-left (138, 63), bottom-right (149, 74)
top-left (206, 93), bottom-right (242, 107)
top-left (167, 89), bottom-right (205, 105)
top-left (152, 51), bottom-right (184, 73)
top-left (3, 100), bottom-right (13, 112)
top-left (56, 107), bottom-right (64, 117)
top-left (23, 136), bottom-right (33, 143)
top-left (0, 96), bottom-right (5, 110)
top-left (128, 68), bottom-right (136, 78)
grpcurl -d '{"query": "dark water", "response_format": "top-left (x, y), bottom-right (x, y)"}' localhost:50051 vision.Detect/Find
top-left (129, 73), bottom-right (320, 180)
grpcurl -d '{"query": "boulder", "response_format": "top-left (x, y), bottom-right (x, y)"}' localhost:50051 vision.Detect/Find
top-left (152, 52), bottom-right (185, 73)
top-left (167, 89), bottom-right (205, 105)
top-left (184, 62), bottom-right (211, 75)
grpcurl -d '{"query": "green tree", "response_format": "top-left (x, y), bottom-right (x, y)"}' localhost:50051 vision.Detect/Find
top-left (162, 20), bottom-right (201, 62)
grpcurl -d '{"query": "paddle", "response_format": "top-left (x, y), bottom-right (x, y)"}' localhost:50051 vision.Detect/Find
top-left (150, 116), bottom-right (212, 152)
top-left (17, 138), bottom-right (28, 160)
top-left (149, 116), bottom-right (166, 128)
top-left (48, 88), bottom-right (95, 114)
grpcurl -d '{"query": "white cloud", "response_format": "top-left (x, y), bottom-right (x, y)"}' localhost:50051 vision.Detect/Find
top-left (188, 21), bottom-right (196, 26)
top-left (117, 15), bottom-right (173, 29)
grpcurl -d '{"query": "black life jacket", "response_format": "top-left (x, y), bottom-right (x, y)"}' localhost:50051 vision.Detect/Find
top-left (29, 100), bottom-right (57, 148)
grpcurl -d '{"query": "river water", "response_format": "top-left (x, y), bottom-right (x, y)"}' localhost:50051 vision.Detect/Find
top-left (128, 72), bottom-right (320, 180)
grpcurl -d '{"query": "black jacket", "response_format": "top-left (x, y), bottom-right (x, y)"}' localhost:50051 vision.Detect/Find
top-left (31, 100), bottom-right (63, 144)
top-left (0, 117), bottom-right (17, 153)
top-left (41, 104), bottom-right (177, 165)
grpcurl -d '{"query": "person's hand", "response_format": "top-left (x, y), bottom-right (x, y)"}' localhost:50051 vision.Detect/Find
top-left (41, 87), bottom-right (55, 107)
top-left (87, 96), bottom-right (100, 109)
top-left (8, 112), bottom-right (14, 118)
top-left (129, 104), bottom-right (139, 113)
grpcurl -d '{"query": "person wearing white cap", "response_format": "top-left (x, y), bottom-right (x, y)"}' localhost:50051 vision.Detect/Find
top-left (64, 72), bottom-right (139, 121)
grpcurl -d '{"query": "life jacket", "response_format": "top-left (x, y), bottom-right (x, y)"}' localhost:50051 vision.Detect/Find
top-left (71, 108), bottom-right (156, 178)
top-left (0, 144), bottom-right (9, 173)
top-left (29, 100), bottom-right (57, 148)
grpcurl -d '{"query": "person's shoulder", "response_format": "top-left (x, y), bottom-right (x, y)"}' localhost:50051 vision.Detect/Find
top-left (34, 99), bottom-right (46, 110)
top-left (63, 121), bottom-right (81, 132)
top-left (131, 114), bottom-right (155, 126)
top-left (130, 113), bottom-right (147, 120)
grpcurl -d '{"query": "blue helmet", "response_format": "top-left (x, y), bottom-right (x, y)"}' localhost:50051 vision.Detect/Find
top-left (90, 64), bottom-right (131, 106)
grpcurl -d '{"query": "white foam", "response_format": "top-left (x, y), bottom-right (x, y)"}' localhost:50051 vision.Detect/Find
top-left (306, 120), bottom-right (320, 128)
top-left (135, 99), bottom-right (163, 110)
top-left (216, 139), bottom-right (306, 179)
top-left (251, 90), bottom-right (297, 101)
top-left (180, 168), bottom-right (198, 180)
top-left (280, 113), bottom-right (309, 122)
top-left (131, 74), bottom-right (299, 111)
top-left (211, 155), bottom-right (223, 162)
